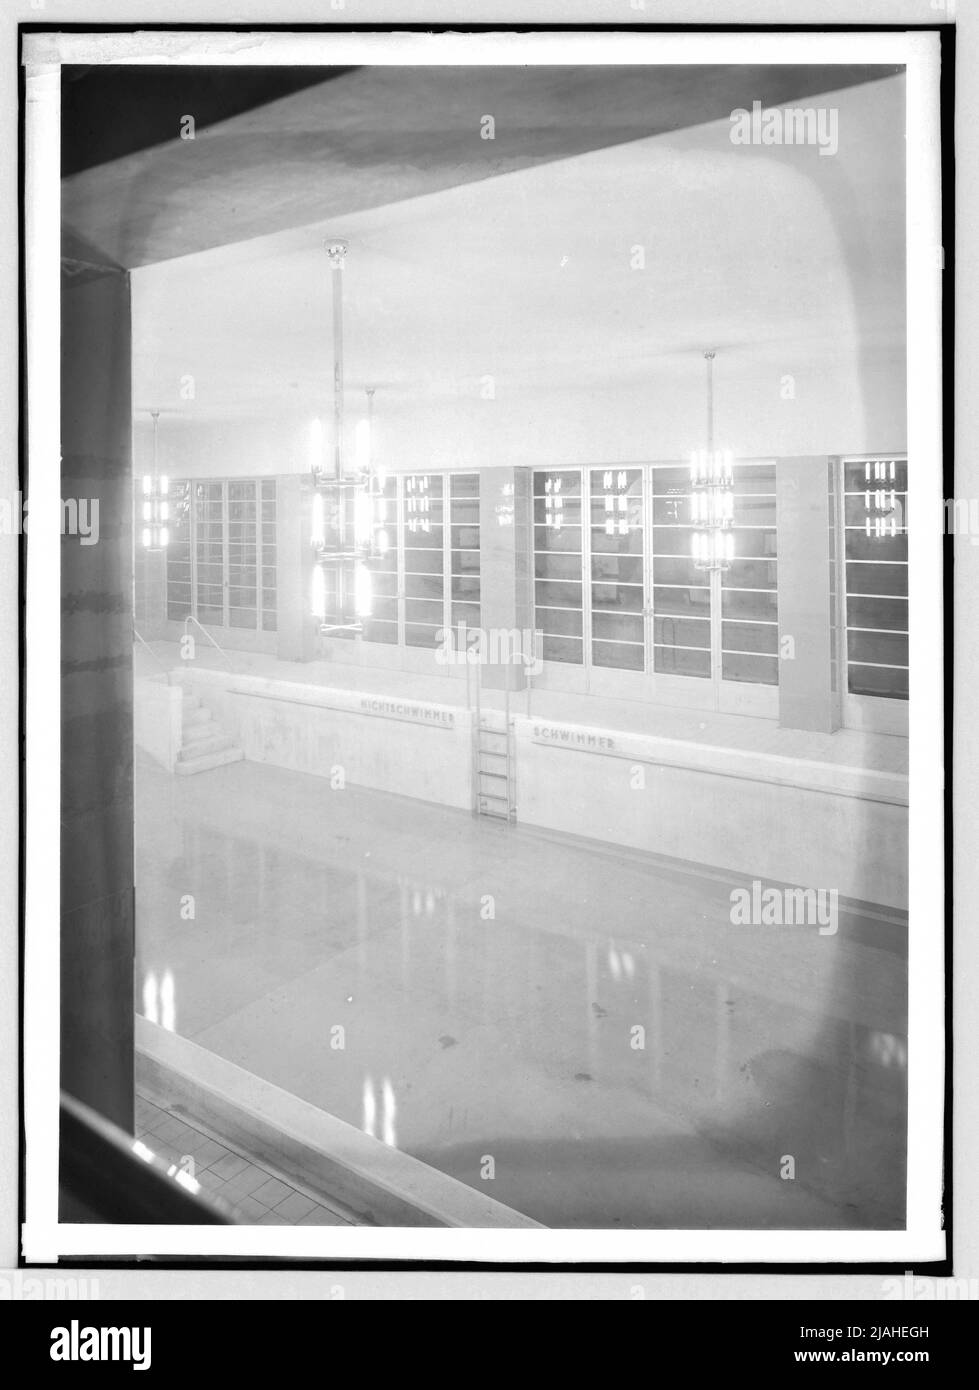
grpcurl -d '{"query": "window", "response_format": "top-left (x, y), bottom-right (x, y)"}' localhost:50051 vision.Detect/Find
top-left (533, 470), bottom-right (584, 664)
top-left (260, 480), bottom-right (277, 633)
top-left (590, 468), bottom-right (645, 671)
top-left (403, 473), bottom-right (445, 648)
top-left (721, 463), bottom-right (778, 686)
top-left (533, 463), bottom-right (779, 696)
top-left (164, 479), bottom-right (277, 632)
top-left (361, 475), bottom-right (398, 644)
top-left (842, 456), bottom-right (908, 701)
top-left (450, 473), bottom-right (481, 630)
top-left (165, 481), bottom-right (192, 622)
top-left (651, 465), bottom-right (711, 678)
top-left (194, 481), bottom-right (225, 626)
top-left (386, 471), bottom-right (482, 649)
top-left (227, 480), bottom-right (259, 629)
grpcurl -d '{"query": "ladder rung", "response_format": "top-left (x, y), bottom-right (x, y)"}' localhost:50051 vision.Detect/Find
top-left (474, 690), bottom-right (512, 819)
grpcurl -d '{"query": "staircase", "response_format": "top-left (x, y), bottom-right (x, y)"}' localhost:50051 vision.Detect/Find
top-left (474, 697), bottom-right (515, 822)
top-left (175, 692), bottom-right (244, 776)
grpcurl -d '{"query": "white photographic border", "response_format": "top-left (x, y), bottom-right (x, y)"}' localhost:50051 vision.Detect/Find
top-left (21, 25), bottom-right (945, 1267)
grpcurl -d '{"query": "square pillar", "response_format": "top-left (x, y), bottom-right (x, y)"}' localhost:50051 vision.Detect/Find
top-left (61, 260), bottom-right (134, 1133)
top-left (776, 456), bottom-right (842, 733)
top-left (477, 466), bottom-right (534, 691)
top-left (275, 474), bottom-right (317, 662)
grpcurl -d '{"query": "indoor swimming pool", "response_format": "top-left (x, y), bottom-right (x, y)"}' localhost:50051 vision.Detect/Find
top-left (135, 751), bottom-right (907, 1229)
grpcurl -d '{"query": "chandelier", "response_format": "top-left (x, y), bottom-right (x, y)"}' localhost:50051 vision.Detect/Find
top-left (140, 408), bottom-right (169, 550)
top-left (310, 240), bottom-right (387, 632)
top-left (690, 350), bottom-right (734, 573)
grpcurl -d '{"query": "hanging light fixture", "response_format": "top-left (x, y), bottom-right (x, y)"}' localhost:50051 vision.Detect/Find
top-left (140, 409), bottom-right (170, 550)
top-left (310, 240), bottom-right (384, 631)
top-left (690, 350), bottom-right (734, 573)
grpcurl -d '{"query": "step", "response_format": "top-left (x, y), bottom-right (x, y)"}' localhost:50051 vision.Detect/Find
top-left (174, 746), bottom-right (244, 777)
top-left (178, 731), bottom-right (234, 760)
top-left (182, 717), bottom-right (219, 744)
top-left (477, 795), bottom-right (511, 819)
top-left (181, 694), bottom-right (201, 712)
top-left (182, 705), bottom-right (212, 728)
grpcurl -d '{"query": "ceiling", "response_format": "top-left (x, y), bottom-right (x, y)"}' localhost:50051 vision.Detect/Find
top-left (64, 63), bottom-right (900, 270)
top-left (129, 72), bottom-right (906, 462)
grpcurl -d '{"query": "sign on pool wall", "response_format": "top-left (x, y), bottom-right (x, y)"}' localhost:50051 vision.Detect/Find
top-left (358, 696), bottom-right (457, 727)
top-left (530, 723), bottom-right (616, 752)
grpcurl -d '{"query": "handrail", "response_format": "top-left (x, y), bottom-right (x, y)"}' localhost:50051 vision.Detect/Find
top-left (183, 615), bottom-right (236, 671)
top-left (133, 627), bottom-right (171, 681)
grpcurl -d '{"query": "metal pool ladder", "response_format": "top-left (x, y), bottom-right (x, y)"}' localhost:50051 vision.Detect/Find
top-left (472, 671), bottom-right (515, 822)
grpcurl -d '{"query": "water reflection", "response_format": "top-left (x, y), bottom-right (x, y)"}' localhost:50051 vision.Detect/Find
top-left (362, 1075), bottom-right (397, 1148)
top-left (141, 968), bottom-right (176, 1032)
top-left (135, 761), bottom-right (908, 1228)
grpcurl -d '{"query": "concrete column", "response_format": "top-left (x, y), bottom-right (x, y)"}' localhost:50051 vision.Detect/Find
top-left (61, 260), bottom-right (134, 1133)
top-left (275, 474), bottom-right (317, 662)
top-left (477, 466), bottom-right (534, 691)
top-left (776, 456), bottom-right (842, 733)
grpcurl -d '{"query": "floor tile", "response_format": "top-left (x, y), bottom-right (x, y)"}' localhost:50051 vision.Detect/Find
top-left (232, 1194), bottom-right (270, 1223)
top-left (251, 1176), bottom-right (293, 1209)
top-left (220, 1163), bottom-right (273, 1203)
top-left (207, 1151), bottom-right (251, 1183)
top-left (272, 1191), bottom-right (317, 1223)
top-left (296, 1205), bottom-right (349, 1227)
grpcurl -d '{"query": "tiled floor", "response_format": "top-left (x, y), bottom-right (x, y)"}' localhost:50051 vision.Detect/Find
top-left (133, 1093), bottom-right (353, 1226)
top-left (135, 750), bottom-right (908, 1230)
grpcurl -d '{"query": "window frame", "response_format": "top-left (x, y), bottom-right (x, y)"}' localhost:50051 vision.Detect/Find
top-left (837, 453), bottom-right (910, 736)
top-left (163, 476), bottom-right (278, 650)
top-left (342, 469), bottom-right (482, 667)
top-left (532, 461), bottom-right (779, 717)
